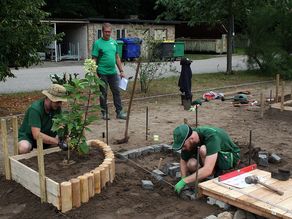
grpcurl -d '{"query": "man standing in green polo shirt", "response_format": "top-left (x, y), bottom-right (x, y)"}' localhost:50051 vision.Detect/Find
top-left (172, 124), bottom-right (240, 194)
top-left (92, 22), bottom-right (126, 120)
top-left (18, 84), bottom-right (68, 154)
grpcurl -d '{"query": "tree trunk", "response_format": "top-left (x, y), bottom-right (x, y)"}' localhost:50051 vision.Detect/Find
top-left (226, 1), bottom-right (234, 74)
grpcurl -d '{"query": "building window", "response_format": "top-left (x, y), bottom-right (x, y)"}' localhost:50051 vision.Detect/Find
top-left (116, 29), bottom-right (126, 39)
top-left (97, 29), bottom-right (102, 39)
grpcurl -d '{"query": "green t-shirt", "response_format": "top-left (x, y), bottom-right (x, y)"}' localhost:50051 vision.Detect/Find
top-left (18, 98), bottom-right (61, 147)
top-left (91, 37), bottom-right (118, 75)
top-left (181, 126), bottom-right (240, 169)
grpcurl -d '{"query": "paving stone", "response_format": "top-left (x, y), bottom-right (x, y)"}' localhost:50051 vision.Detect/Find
top-left (152, 169), bottom-right (166, 176)
top-left (140, 146), bottom-right (155, 155)
top-left (175, 171), bottom-right (181, 179)
top-left (269, 153), bottom-right (281, 163)
top-left (233, 209), bottom-right (256, 219)
top-left (217, 211), bottom-right (233, 219)
top-left (162, 163), bottom-right (172, 175)
top-left (127, 149), bottom-right (142, 159)
top-left (116, 152), bottom-right (128, 161)
top-left (204, 215), bottom-right (217, 219)
top-left (151, 144), bottom-right (162, 152)
top-left (180, 189), bottom-right (196, 200)
top-left (215, 200), bottom-right (230, 210)
top-left (141, 180), bottom-right (154, 190)
top-left (161, 144), bottom-right (173, 152)
top-left (258, 151), bottom-right (269, 167)
top-left (206, 197), bottom-right (217, 205)
top-left (151, 169), bottom-right (165, 181)
top-left (168, 166), bottom-right (180, 177)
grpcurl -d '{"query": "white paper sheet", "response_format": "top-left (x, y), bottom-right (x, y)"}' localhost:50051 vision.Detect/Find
top-left (221, 172), bottom-right (267, 189)
top-left (119, 78), bottom-right (128, 90)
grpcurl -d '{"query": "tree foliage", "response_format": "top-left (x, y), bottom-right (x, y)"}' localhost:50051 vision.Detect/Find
top-left (245, 1), bottom-right (292, 78)
top-left (52, 59), bottom-right (104, 158)
top-left (44, 0), bottom-right (161, 19)
top-left (155, 0), bottom-right (258, 74)
top-left (0, 0), bottom-right (59, 81)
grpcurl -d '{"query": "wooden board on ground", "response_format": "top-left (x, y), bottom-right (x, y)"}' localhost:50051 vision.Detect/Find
top-left (199, 169), bottom-right (292, 219)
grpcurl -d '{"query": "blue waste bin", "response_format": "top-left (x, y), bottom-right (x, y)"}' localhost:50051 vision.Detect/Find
top-left (119, 38), bottom-right (142, 60)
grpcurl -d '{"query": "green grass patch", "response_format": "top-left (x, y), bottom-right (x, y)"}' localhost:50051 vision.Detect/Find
top-left (126, 70), bottom-right (273, 98)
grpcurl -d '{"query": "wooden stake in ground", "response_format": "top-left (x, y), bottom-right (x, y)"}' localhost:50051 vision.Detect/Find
top-left (116, 61), bottom-right (141, 144)
top-left (291, 85), bottom-right (292, 100)
top-left (276, 74), bottom-right (280, 102)
top-left (157, 158), bottom-right (163, 170)
top-left (260, 91), bottom-right (264, 118)
top-left (1, 119), bottom-right (11, 180)
top-left (281, 81), bottom-right (285, 112)
top-left (12, 116), bottom-right (19, 155)
top-left (37, 135), bottom-right (47, 203)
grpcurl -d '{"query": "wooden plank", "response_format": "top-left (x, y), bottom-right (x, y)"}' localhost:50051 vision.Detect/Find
top-left (37, 135), bottom-right (47, 203)
top-left (201, 189), bottom-right (280, 219)
top-left (10, 157), bottom-right (60, 209)
top-left (200, 169), bottom-right (292, 218)
top-left (1, 118), bottom-right (11, 180)
top-left (11, 147), bottom-right (61, 161)
top-left (12, 116), bottom-right (19, 155)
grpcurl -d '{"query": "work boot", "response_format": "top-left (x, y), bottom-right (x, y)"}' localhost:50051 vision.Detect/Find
top-left (116, 111), bottom-right (127, 120)
top-left (101, 112), bottom-right (110, 120)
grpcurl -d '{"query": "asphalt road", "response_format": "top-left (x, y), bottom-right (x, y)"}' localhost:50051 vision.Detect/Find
top-left (0, 55), bottom-right (248, 94)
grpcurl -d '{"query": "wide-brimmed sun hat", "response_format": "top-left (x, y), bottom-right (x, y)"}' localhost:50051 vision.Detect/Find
top-left (172, 124), bottom-right (193, 150)
top-left (42, 84), bottom-right (67, 102)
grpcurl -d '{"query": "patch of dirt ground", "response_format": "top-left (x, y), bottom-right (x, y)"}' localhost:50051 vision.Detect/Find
top-left (1, 83), bottom-right (292, 219)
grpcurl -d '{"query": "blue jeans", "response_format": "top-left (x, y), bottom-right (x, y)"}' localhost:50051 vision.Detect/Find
top-left (98, 73), bottom-right (123, 114)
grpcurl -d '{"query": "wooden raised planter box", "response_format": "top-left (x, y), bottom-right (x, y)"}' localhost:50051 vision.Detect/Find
top-left (8, 139), bottom-right (115, 213)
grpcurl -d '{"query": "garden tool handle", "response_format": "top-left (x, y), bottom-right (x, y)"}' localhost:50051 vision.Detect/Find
top-left (258, 181), bottom-right (284, 196)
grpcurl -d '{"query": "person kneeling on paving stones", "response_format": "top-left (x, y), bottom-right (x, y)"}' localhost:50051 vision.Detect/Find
top-left (18, 84), bottom-right (69, 154)
top-left (172, 124), bottom-right (241, 194)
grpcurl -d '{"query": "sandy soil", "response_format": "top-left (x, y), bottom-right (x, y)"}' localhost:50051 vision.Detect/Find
top-left (0, 83), bottom-right (292, 218)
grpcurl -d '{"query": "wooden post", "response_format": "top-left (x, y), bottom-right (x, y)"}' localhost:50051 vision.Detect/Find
top-left (99, 166), bottom-right (106, 188)
top-left (276, 74), bottom-right (280, 102)
top-left (101, 163), bottom-right (110, 186)
top-left (1, 119), bottom-right (11, 180)
top-left (37, 135), bottom-right (47, 203)
top-left (92, 169), bottom-right (101, 194)
top-left (60, 181), bottom-right (72, 213)
top-left (281, 81), bottom-right (285, 112)
top-left (70, 178), bottom-right (81, 208)
top-left (85, 172), bottom-right (95, 198)
top-left (260, 92), bottom-right (264, 118)
top-left (157, 158), bottom-right (163, 170)
top-left (104, 159), bottom-right (114, 183)
top-left (78, 175), bottom-right (89, 203)
top-left (12, 116), bottom-right (18, 155)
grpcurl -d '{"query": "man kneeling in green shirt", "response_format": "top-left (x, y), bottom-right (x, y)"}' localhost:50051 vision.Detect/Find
top-left (172, 124), bottom-right (240, 194)
top-left (18, 84), bottom-right (68, 154)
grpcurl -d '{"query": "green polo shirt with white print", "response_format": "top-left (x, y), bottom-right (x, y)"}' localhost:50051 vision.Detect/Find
top-left (92, 37), bottom-right (118, 75)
